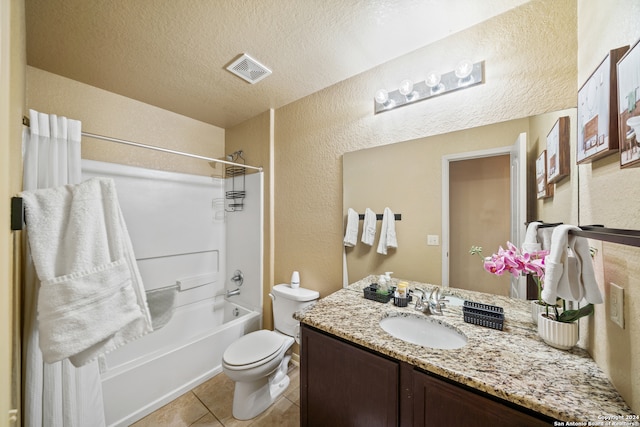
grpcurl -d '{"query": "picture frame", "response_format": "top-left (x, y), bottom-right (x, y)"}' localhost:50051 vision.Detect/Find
top-left (617, 39), bottom-right (640, 168)
top-left (577, 46), bottom-right (629, 164)
top-left (546, 116), bottom-right (570, 184)
top-left (536, 151), bottom-right (553, 199)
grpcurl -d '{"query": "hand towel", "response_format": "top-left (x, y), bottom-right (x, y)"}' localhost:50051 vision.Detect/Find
top-left (522, 222), bottom-right (542, 253)
top-left (21, 177), bottom-right (153, 366)
top-left (343, 208), bottom-right (359, 247)
top-left (377, 207), bottom-right (398, 255)
top-left (541, 225), bottom-right (603, 305)
top-left (361, 208), bottom-right (376, 246)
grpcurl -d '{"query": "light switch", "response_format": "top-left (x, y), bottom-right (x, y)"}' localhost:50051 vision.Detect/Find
top-left (427, 235), bottom-right (439, 246)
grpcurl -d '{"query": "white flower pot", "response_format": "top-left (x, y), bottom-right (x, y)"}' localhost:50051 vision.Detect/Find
top-left (537, 313), bottom-right (578, 350)
top-left (531, 301), bottom-right (563, 325)
top-left (531, 301), bottom-right (546, 325)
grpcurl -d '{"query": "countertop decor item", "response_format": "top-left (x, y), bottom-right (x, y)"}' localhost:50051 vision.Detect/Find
top-left (538, 312), bottom-right (579, 350)
top-left (470, 242), bottom-right (551, 324)
top-left (363, 283), bottom-right (394, 303)
top-left (462, 300), bottom-right (504, 330)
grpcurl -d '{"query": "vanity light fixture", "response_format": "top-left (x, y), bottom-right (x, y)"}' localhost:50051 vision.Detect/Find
top-left (374, 60), bottom-right (485, 114)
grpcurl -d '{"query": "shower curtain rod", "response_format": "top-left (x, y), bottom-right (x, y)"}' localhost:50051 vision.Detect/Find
top-left (22, 116), bottom-right (263, 172)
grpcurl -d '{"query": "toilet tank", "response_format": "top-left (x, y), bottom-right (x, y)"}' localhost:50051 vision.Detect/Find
top-left (271, 284), bottom-right (319, 336)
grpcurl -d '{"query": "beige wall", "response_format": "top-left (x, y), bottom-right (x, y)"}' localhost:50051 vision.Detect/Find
top-left (26, 67), bottom-right (225, 176)
top-left (2, 0), bottom-right (25, 423)
top-left (576, 0), bottom-right (640, 413)
top-left (226, 110), bottom-right (275, 329)
top-left (275, 0), bottom-right (577, 299)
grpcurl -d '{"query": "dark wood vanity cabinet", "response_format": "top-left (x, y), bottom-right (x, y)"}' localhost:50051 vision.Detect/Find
top-left (301, 324), bottom-right (553, 427)
top-left (300, 324), bottom-right (399, 427)
top-left (412, 370), bottom-right (550, 427)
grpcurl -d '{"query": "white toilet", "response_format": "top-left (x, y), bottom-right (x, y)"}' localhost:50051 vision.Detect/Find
top-left (222, 283), bottom-right (319, 420)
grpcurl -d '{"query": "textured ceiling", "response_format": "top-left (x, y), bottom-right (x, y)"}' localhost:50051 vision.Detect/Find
top-left (25, 0), bottom-right (529, 129)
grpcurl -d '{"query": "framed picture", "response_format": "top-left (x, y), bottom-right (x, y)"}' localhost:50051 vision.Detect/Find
top-left (617, 39), bottom-right (640, 168)
top-left (577, 46), bottom-right (629, 164)
top-left (536, 151), bottom-right (553, 199)
top-left (546, 116), bottom-right (570, 184)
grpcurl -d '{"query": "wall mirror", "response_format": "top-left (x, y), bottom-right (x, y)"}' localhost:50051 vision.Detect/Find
top-left (343, 108), bottom-right (578, 297)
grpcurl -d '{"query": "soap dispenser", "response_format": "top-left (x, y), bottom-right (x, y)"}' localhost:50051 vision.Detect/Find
top-left (378, 274), bottom-right (388, 293)
top-left (384, 272), bottom-right (394, 289)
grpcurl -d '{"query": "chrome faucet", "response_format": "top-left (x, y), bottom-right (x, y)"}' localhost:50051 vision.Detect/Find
top-left (414, 286), bottom-right (448, 315)
top-left (226, 288), bottom-right (241, 297)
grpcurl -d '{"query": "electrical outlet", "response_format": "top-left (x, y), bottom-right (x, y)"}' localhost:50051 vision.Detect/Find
top-left (610, 282), bottom-right (625, 329)
top-left (427, 235), bottom-right (439, 246)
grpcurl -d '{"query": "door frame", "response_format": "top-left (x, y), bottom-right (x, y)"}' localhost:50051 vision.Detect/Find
top-left (441, 146), bottom-right (513, 289)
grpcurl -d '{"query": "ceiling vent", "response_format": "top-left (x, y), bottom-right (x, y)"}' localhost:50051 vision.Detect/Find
top-left (226, 53), bottom-right (272, 84)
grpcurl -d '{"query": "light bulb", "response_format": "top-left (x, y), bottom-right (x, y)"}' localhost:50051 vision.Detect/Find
top-left (425, 71), bottom-right (444, 95)
top-left (398, 79), bottom-right (417, 102)
top-left (375, 89), bottom-right (389, 104)
top-left (374, 88), bottom-right (395, 109)
top-left (455, 60), bottom-right (473, 78)
top-left (455, 59), bottom-right (475, 87)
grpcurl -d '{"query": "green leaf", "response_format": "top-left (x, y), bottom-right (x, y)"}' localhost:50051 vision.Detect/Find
top-left (557, 304), bottom-right (594, 323)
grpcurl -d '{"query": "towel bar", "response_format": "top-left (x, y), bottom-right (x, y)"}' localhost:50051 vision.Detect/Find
top-left (358, 213), bottom-right (402, 221)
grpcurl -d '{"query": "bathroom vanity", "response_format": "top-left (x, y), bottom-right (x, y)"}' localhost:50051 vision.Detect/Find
top-left (296, 276), bottom-right (634, 427)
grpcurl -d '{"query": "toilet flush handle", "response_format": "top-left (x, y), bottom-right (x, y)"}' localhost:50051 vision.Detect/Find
top-left (268, 292), bottom-right (275, 302)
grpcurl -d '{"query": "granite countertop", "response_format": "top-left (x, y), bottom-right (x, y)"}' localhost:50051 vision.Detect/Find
top-left (295, 275), bottom-right (636, 423)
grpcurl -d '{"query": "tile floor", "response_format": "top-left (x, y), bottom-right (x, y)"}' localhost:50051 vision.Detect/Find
top-left (130, 365), bottom-right (300, 427)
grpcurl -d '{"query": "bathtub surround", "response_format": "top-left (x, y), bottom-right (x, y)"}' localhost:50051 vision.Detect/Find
top-left (80, 160), bottom-right (263, 426)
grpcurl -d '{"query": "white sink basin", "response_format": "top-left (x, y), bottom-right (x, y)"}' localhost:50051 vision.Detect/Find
top-left (379, 315), bottom-right (467, 349)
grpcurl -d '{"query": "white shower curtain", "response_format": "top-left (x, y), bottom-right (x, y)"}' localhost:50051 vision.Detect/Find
top-left (22, 109), bottom-right (106, 427)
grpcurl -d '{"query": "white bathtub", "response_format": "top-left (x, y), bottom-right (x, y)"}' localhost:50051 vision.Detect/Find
top-left (100, 297), bottom-right (261, 427)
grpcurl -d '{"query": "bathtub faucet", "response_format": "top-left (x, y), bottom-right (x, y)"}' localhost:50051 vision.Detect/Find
top-left (226, 288), bottom-right (241, 297)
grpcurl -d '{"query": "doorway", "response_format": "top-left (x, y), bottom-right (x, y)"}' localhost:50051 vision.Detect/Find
top-left (441, 134), bottom-right (527, 298)
top-left (449, 155), bottom-right (511, 295)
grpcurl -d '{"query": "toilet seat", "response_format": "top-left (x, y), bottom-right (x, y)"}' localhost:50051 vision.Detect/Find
top-left (223, 330), bottom-right (288, 370)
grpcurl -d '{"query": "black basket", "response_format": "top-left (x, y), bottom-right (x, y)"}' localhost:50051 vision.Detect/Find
top-left (363, 284), bottom-right (394, 303)
top-left (393, 293), bottom-right (413, 307)
top-left (462, 301), bottom-right (504, 330)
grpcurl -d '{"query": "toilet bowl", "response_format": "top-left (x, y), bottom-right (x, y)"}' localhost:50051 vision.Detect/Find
top-left (222, 284), bottom-right (319, 420)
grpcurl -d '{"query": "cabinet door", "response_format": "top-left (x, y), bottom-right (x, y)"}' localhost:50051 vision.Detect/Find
top-left (413, 370), bottom-right (550, 427)
top-left (301, 325), bottom-right (399, 427)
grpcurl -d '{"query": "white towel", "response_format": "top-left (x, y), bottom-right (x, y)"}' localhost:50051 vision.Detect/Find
top-left (343, 208), bottom-right (359, 247)
top-left (541, 225), bottom-right (603, 305)
top-left (21, 177), bottom-right (153, 366)
top-left (522, 221), bottom-right (542, 253)
top-left (361, 208), bottom-right (377, 246)
top-left (377, 207), bottom-right (398, 255)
